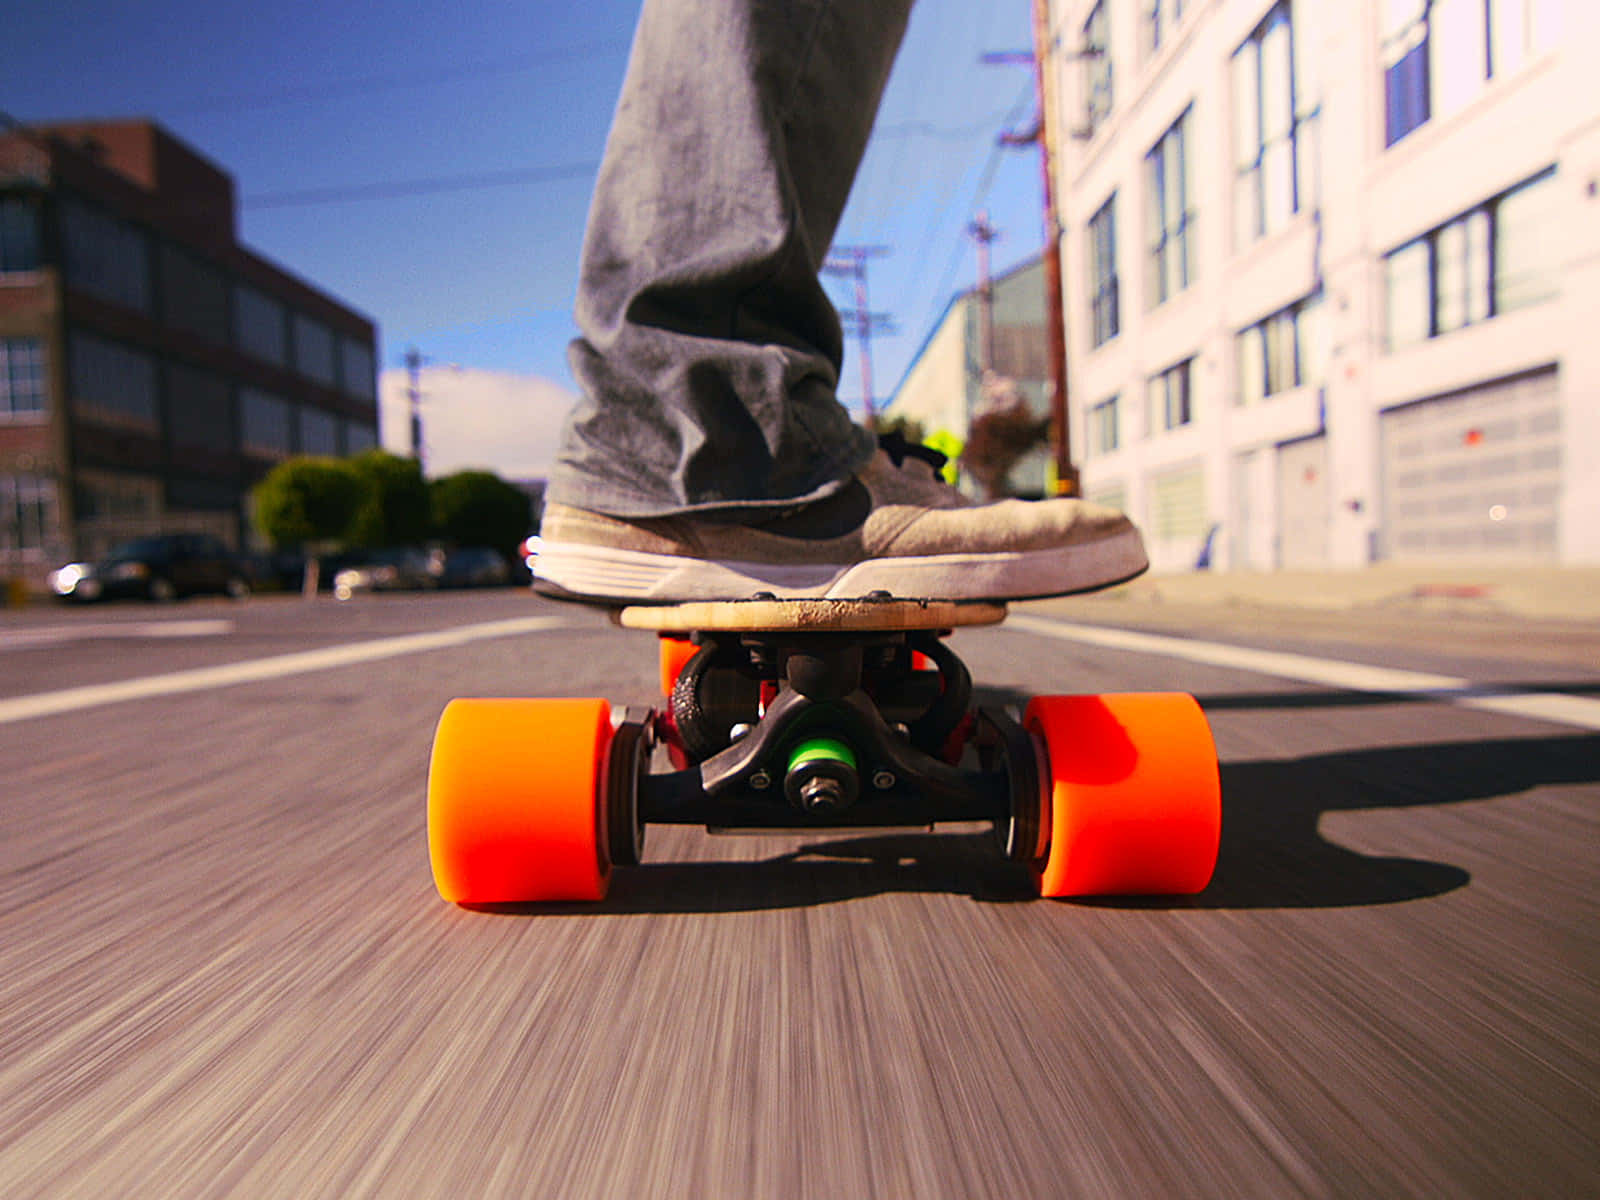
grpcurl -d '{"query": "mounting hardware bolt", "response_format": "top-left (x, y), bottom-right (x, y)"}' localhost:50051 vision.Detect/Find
top-left (749, 770), bottom-right (772, 790)
top-left (872, 770), bottom-right (896, 790)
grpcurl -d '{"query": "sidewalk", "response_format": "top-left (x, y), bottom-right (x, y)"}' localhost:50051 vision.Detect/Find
top-left (1072, 564), bottom-right (1600, 624)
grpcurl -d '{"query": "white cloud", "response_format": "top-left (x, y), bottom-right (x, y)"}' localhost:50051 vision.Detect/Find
top-left (378, 367), bottom-right (579, 481)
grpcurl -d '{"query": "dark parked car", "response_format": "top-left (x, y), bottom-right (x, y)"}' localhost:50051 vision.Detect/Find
top-left (331, 547), bottom-right (438, 600)
top-left (48, 534), bottom-right (251, 603)
top-left (438, 547), bottom-right (511, 589)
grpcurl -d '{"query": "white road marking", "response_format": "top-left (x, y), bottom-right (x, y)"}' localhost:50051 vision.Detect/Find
top-left (0, 619), bottom-right (235, 651)
top-left (0, 616), bottom-right (575, 726)
top-left (1008, 615), bottom-right (1600, 733)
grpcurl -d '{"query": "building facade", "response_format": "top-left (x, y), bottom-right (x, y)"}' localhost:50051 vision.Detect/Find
top-left (0, 120), bottom-right (378, 586)
top-left (886, 255), bottom-right (1057, 497)
top-left (1048, 0), bottom-right (1597, 570)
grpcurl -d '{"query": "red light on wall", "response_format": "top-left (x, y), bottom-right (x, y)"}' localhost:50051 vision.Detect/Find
top-left (1464, 428), bottom-right (1485, 447)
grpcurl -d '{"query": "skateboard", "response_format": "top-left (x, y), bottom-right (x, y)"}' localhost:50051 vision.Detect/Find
top-left (426, 596), bottom-right (1221, 904)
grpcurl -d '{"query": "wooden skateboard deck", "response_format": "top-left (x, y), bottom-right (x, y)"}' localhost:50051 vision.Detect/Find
top-left (616, 596), bottom-right (1008, 634)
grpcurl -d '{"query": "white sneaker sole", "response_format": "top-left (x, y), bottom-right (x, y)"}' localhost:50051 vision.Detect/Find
top-left (532, 531), bottom-right (1148, 603)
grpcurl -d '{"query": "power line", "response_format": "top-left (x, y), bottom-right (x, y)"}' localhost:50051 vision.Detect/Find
top-left (164, 40), bottom-right (630, 116)
top-left (242, 159), bottom-right (600, 209)
top-left (914, 79), bottom-right (1035, 340)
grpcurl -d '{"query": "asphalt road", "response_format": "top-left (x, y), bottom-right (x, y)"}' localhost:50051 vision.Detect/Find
top-left (2, 589), bottom-right (1596, 1198)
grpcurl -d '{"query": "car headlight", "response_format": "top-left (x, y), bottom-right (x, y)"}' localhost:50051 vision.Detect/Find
top-left (50, 564), bottom-right (87, 593)
top-left (107, 561), bottom-right (150, 582)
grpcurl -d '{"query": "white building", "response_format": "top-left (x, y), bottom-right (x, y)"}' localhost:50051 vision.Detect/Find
top-left (1047, 0), bottom-right (1597, 570)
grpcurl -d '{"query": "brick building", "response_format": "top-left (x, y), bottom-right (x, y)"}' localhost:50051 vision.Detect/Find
top-left (0, 119), bottom-right (378, 587)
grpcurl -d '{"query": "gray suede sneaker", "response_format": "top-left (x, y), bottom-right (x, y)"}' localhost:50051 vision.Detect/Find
top-left (533, 450), bottom-right (1147, 603)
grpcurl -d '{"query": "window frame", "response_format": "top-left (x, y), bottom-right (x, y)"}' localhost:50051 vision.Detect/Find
top-left (1082, 1), bottom-right (1113, 137)
top-left (1088, 193), bottom-right (1121, 349)
top-left (1146, 358), bottom-right (1194, 434)
top-left (0, 338), bottom-right (47, 422)
top-left (1233, 2), bottom-right (1318, 248)
top-left (1382, 168), bottom-right (1556, 349)
top-left (1145, 108), bottom-right (1196, 309)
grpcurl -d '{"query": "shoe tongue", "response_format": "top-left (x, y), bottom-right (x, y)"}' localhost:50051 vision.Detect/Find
top-left (752, 478), bottom-right (872, 540)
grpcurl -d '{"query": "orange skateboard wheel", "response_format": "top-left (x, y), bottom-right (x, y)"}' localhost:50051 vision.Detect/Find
top-left (1025, 694), bottom-right (1220, 897)
top-left (659, 635), bottom-right (698, 697)
top-left (428, 697), bottom-right (613, 903)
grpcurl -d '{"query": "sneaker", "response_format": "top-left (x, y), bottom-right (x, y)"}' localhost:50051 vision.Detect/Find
top-left (533, 449), bottom-right (1147, 603)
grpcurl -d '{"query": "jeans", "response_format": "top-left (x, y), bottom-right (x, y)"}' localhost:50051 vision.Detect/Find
top-left (547, 0), bottom-right (915, 518)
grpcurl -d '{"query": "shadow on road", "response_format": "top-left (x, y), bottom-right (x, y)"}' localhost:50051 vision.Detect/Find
top-left (1191, 730), bottom-right (1600, 909)
top-left (467, 703), bottom-right (1600, 916)
top-left (1197, 681), bottom-right (1600, 711)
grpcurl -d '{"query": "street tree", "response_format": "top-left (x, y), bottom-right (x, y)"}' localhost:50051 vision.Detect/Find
top-left (252, 456), bottom-right (369, 597)
top-left (347, 450), bottom-right (430, 549)
top-left (429, 470), bottom-right (533, 561)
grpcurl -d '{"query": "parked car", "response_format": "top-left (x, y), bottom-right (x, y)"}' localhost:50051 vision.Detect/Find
top-left (331, 548), bottom-right (437, 600)
top-left (48, 534), bottom-right (251, 603)
top-left (438, 547), bottom-right (511, 589)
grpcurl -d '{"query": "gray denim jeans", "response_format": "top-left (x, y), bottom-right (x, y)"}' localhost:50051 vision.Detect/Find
top-left (546, 0), bottom-right (915, 518)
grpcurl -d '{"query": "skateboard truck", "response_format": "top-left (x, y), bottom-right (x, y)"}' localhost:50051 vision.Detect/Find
top-left (427, 598), bottom-right (1222, 904)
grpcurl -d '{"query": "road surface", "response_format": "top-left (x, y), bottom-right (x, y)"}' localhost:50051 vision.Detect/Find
top-left (2, 590), bottom-right (1596, 1197)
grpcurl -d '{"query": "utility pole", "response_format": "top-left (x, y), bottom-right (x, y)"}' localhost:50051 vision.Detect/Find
top-left (823, 246), bottom-right (893, 431)
top-left (982, 0), bottom-right (1081, 496)
top-left (967, 213), bottom-right (999, 375)
top-left (404, 346), bottom-right (427, 472)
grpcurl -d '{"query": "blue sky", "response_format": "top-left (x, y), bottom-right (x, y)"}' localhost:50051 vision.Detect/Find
top-left (7, 0), bottom-right (1051, 444)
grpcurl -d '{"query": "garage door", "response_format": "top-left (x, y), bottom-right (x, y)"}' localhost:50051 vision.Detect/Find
top-left (1277, 436), bottom-right (1329, 568)
top-left (1381, 368), bottom-right (1561, 561)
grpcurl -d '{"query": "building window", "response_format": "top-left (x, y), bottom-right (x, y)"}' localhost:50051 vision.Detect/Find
top-left (1233, 3), bottom-right (1319, 248)
top-left (60, 196), bottom-right (152, 314)
top-left (1494, 168), bottom-right (1560, 313)
top-left (344, 419), bottom-right (378, 455)
top-left (298, 406), bottom-right (339, 456)
top-left (1089, 395), bottom-right (1120, 456)
top-left (1145, 109), bottom-right (1195, 308)
top-left (234, 283), bottom-right (289, 367)
top-left (69, 333), bottom-right (159, 430)
top-left (0, 474), bottom-right (59, 560)
top-left (1147, 359), bottom-right (1193, 433)
top-left (160, 244), bottom-right (230, 346)
top-left (292, 315), bottom-right (338, 388)
top-left (1236, 293), bottom-right (1325, 405)
top-left (1383, 0), bottom-right (1559, 148)
top-left (1383, 169), bottom-right (1557, 350)
top-left (166, 363), bottom-right (234, 452)
top-left (240, 388), bottom-right (293, 458)
top-left (340, 338), bottom-right (376, 402)
top-left (1, 338), bottom-right (46, 421)
top-left (1082, 2), bottom-right (1113, 137)
top-left (1088, 193), bottom-right (1120, 348)
top-left (1143, 0), bottom-right (1187, 59)
top-left (0, 197), bottom-right (42, 273)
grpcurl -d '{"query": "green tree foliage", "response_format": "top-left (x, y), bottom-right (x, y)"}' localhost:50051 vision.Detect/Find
top-left (429, 471), bottom-right (533, 558)
top-left (252, 457), bottom-right (369, 549)
top-left (347, 451), bottom-right (430, 549)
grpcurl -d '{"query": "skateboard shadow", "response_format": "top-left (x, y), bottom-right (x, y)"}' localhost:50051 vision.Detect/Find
top-left (466, 714), bottom-right (1599, 916)
top-left (1090, 729), bottom-right (1599, 911)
